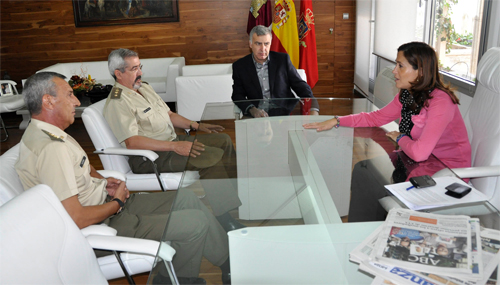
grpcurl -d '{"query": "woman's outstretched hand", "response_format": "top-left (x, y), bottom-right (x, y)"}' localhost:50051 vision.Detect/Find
top-left (303, 118), bottom-right (338, 132)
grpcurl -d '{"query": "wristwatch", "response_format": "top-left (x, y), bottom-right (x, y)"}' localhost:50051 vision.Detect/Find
top-left (396, 134), bottom-right (406, 143)
top-left (189, 121), bottom-right (197, 130)
top-left (112, 198), bottom-right (125, 214)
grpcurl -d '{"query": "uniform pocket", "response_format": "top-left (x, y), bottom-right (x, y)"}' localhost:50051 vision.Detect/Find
top-left (136, 106), bottom-right (156, 134)
top-left (136, 105), bottom-right (168, 134)
top-left (73, 153), bottom-right (90, 189)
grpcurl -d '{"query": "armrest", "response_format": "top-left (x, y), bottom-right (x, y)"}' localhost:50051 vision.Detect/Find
top-left (86, 236), bottom-right (175, 261)
top-left (81, 224), bottom-right (117, 237)
top-left (433, 166), bottom-right (500, 179)
top-left (171, 57), bottom-right (185, 68)
top-left (94, 147), bottom-right (159, 162)
top-left (158, 241), bottom-right (176, 262)
top-left (97, 170), bottom-right (126, 182)
top-left (234, 104), bottom-right (242, 120)
top-left (87, 235), bottom-right (159, 256)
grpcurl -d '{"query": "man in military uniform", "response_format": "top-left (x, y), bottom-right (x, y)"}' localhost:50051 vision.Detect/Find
top-left (15, 72), bottom-right (231, 284)
top-left (103, 48), bottom-right (243, 232)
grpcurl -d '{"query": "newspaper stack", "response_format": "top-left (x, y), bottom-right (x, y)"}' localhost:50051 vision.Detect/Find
top-left (350, 208), bottom-right (500, 285)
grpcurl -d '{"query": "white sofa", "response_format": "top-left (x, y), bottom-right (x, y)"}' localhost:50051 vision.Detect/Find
top-left (37, 57), bottom-right (185, 103)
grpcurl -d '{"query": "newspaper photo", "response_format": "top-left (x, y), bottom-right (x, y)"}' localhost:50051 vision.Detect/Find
top-left (364, 224), bottom-right (498, 285)
top-left (370, 209), bottom-right (475, 279)
top-left (352, 223), bottom-right (443, 285)
top-left (357, 220), bottom-right (487, 285)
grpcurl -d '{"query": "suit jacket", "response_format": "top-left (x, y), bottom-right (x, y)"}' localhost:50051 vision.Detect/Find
top-left (231, 51), bottom-right (314, 115)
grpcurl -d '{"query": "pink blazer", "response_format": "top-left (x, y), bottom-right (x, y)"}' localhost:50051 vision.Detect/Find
top-left (340, 89), bottom-right (471, 170)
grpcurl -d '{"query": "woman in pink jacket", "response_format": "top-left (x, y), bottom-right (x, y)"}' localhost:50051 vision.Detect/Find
top-left (304, 42), bottom-right (471, 221)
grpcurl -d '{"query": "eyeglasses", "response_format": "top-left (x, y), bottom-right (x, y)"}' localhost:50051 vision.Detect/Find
top-left (128, 64), bottom-right (143, 73)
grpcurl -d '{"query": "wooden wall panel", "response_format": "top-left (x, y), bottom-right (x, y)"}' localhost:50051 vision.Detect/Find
top-left (332, 0), bottom-right (356, 98)
top-left (310, 0), bottom-right (335, 97)
top-left (0, 0), bottom-right (356, 98)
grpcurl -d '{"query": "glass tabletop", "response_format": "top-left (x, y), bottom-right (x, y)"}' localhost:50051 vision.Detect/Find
top-left (147, 98), bottom-right (499, 284)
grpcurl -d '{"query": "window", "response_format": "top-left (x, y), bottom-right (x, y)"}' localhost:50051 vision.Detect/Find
top-left (373, 0), bottom-right (425, 62)
top-left (430, 0), bottom-right (486, 86)
top-left (366, 0), bottom-right (494, 97)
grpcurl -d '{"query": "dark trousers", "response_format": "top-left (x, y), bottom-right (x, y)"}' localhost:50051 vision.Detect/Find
top-left (106, 190), bottom-right (229, 277)
top-left (128, 133), bottom-right (241, 216)
top-left (348, 157), bottom-right (391, 222)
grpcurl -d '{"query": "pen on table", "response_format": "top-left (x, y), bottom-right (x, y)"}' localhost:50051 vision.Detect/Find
top-left (406, 186), bottom-right (415, 191)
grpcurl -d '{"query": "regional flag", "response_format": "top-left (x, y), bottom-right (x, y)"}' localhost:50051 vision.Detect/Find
top-left (271, 0), bottom-right (300, 68)
top-left (247, 0), bottom-right (273, 34)
top-left (298, 0), bottom-right (319, 88)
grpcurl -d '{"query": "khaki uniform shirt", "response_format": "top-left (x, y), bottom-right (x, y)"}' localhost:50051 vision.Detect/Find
top-left (15, 119), bottom-right (107, 206)
top-left (103, 82), bottom-right (176, 147)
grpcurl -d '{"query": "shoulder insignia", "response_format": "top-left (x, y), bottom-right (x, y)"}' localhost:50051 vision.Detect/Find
top-left (110, 87), bottom-right (122, 99)
top-left (42, 129), bottom-right (64, 142)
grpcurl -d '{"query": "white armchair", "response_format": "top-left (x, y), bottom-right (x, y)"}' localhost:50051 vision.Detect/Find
top-left (432, 47), bottom-right (500, 210)
top-left (0, 144), bottom-right (179, 284)
top-left (81, 99), bottom-right (199, 192)
top-left (176, 64), bottom-right (235, 123)
top-left (176, 74), bottom-right (235, 122)
top-left (0, 184), bottom-right (108, 284)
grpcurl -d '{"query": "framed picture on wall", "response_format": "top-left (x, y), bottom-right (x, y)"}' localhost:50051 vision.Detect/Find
top-left (72, 0), bottom-right (179, 27)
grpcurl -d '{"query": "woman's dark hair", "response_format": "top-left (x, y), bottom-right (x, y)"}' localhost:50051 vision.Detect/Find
top-left (397, 42), bottom-right (459, 111)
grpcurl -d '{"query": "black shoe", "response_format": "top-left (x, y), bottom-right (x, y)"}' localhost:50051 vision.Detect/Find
top-left (216, 212), bottom-right (246, 232)
top-left (153, 273), bottom-right (206, 285)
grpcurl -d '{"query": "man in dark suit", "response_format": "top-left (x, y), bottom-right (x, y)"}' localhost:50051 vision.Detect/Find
top-left (232, 25), bottom-right (319, 117)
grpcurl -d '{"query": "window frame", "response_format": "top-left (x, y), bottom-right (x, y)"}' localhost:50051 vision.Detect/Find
top-left (426, 0), bottom-right (492, 96)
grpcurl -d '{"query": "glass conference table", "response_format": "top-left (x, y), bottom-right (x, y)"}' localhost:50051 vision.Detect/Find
top-left (147, 98), bottom-right (499, 284)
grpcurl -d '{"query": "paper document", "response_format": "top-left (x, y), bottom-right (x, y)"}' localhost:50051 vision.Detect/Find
top-left (384, 177), bottom-right (488, 211)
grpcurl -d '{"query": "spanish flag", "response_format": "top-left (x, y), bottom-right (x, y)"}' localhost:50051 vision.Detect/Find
top-left (270, 0), bottom-right (300, 68)
top-left (247, 0), bottom-right (273, 34)
top-left (298, 0), bottom-right (318, 88)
